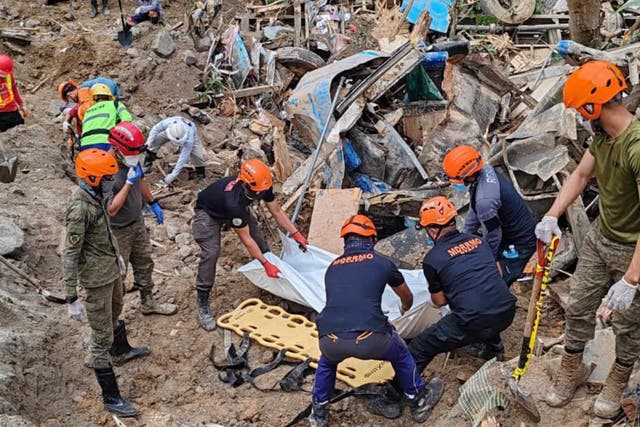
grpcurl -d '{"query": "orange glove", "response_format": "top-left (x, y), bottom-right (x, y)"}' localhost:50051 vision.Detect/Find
top-left (261, 260), bottom-right (281, 278)
top-left (292, 231), bottom-right (308, 252)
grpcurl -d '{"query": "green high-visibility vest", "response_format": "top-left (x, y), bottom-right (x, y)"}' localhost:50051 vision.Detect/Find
top-left (80, 100), bottom-right (132, 149)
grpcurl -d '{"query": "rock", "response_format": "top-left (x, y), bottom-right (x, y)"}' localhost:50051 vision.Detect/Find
top-left (48, 100), bottom-right (63, 118)
top-left (375, 227), bottom-right (428, 269)
top-left (179, 245), bottom-right (193, 259)
top-left (584, 328), bottom-right (616, 387)
top-left (166, 223), bottom-right (179, 241)
top-left (126, 48), bottom-right (139, 58)
top-left (239, 399), bottom-right (263, 421)
top-left (183, 50), bottom-right (198, 66)
top-left (130, 105), bottom-right (144, 118)
top-left (174, 233), bottom-right (190, 246)
top-left (24, 19), bottom-right (40, 28)
top-left (0, 216), bottom-right (24, 255)
top-left (151, 30), bottom-right (176, 58)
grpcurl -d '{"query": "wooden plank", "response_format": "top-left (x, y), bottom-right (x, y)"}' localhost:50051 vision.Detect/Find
top-left (308, 188), bottom-right (362, 255)
top-left (294, 0), bottom-right (301, 47)
top-left (226, 85), bottom-right (275, 98)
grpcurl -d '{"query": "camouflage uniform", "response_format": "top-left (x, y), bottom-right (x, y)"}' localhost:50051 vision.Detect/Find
top-left (565, 225), bottom-right (640, 363)
top-left (111, 217), bottom-right (154, 291)
top-left (62, 184), bottom-right (123, 369)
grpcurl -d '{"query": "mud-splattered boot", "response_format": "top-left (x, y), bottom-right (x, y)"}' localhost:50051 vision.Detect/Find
top-left (197, 289), bottom-right (216, 331)
top-left (308, 400), bottom-right (328, 427)
top-left (407, 378), bottom-right (444, 423)
top-left (365, 383), bottom-right (402, 419)
top-left (101, 0), bottom-right (110, 15)
top-left (545, 349), bottom-right (593, 407)
top-left (89, 0), bottom-right (98, 18)
top-left (139, 287), bottom-right (177, 315)
top-left (593, 361), bottom-right (634, 419)
top-left (94, 367), bottom-right (138, 417)
top-left (110, 320), bottom-right (150, 366)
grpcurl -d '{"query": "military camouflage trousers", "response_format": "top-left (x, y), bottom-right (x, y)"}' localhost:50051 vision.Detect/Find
top-left (565, 225), bottom-right (640, 364)
top-left (84, 278), bottom-right (123, 369)
top-left (112, 216), bottom-right (155, 291)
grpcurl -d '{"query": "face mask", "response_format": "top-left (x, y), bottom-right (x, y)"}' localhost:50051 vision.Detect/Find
top-left (242, 184), bottom-right (264, 201)
top-left (123, 154), bottom-right (143, 168)
top-left (99, 177), bottom-right (115, 195)
top-left (451, 183), bottom-right (467, 192)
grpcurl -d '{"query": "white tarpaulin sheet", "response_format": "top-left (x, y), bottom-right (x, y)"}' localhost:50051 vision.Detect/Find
top-left (238, 232), bottom-right (440, 338)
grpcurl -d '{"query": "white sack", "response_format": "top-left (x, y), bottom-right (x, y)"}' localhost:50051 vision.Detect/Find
top-left (238, 232), bottom-right (440, 338)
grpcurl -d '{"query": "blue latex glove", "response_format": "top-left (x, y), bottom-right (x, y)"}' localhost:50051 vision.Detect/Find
top-left (151, 201), bottom-right (164, 225)
top-left (126, 165), bottom-right (143, 185)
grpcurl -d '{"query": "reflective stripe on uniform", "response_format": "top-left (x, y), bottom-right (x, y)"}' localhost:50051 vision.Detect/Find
top-left (0, 72), bottom-right (14, 108)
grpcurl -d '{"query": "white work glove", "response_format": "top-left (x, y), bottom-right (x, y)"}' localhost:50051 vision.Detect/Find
top-left (535, 215), bottom-right (562, 244)
top-left (68, 299), bottom-right (85, 320)
top-left (606, 277), bottom-right (638, 312)
top-left (62, 121), bottom-right (72, 133)
top-left (439, 305), bottom-right (451, 317)
top-left (155, 178), bottom-right (170, 189)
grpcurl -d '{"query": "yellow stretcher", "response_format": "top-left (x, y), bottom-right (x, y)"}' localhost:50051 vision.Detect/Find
top-left (216, 298), bottom-right (396, 387)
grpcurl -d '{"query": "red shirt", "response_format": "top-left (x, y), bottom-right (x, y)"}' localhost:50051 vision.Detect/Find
top-left (68, 104), bottom-right (83, 135)
top-left (0, 72), bottom-right (24, 113)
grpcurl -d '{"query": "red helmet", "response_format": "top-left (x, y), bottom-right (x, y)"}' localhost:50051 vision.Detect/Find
top-left (108, 122), bottom-right (145, 156)
top-left (0, 55), bottom-right (13, 74)
top-left (419, 196), bottom-right (458, 227)
top-left (340, 214), bottom-right (377, 238)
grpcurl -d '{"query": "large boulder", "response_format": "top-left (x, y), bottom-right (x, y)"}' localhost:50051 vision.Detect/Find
top-left (0, 216), bottom-right (23, 256)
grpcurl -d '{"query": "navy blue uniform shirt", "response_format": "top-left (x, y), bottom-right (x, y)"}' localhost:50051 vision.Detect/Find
top-left (423, 231), bottom-right (516, 328)
top-left (195, 176), bottom-right (275, 228)
top-left (464, 165), bottom-right (536, 257)
top-left (317, 248), bottom-right (405, 336)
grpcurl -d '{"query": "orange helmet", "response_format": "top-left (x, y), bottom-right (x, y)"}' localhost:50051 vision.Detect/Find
top-left (419, 196), bottom-right (458, 227)
top-left (340, 214), bottom-right (377, 238)
top-left (58, 80), bottom-right (79, 101)
top-left (563, 60), bottom-right (627, 120)
top-left (75, 148), bottom-right (118, 187)
top-left (442, 145), bottom-right (484, 184)
top-left (238, 159), bottom-right (272, 191)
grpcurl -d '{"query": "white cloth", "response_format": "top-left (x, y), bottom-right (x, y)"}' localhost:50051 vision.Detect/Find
top-left (238, 232), bottom-right (440, 338)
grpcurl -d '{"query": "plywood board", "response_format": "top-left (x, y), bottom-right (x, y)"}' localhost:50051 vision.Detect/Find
top-left (308, 188), bottom-right (362, 255)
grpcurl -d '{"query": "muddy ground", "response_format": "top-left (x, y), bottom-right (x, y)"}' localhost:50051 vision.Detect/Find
top-left (0, 1), bottom-right (601, 426)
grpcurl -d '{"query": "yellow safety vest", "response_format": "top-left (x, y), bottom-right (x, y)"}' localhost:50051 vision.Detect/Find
top-left (0, 72), bottom-right (14, 108)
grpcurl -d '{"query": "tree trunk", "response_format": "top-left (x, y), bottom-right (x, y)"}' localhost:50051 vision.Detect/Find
top-left (567, 0), bottom-right (601, 48)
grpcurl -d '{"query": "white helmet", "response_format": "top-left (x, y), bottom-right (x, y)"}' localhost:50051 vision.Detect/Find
top-left (166, 120), bottom-right (188, 144)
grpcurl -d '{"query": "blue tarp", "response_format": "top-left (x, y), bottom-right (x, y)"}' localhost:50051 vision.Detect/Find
top-left (400, 0), bottom-right (452, 33)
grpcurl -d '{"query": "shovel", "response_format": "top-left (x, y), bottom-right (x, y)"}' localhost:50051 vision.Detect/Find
top-left (0, 140), bottom-right (18, 183)
top-left (0, 254), bottom-right (67, 304)
top-left (117, 0), bottom-right (133, 48)
top-left (507, 236), bottom-right (560, 421)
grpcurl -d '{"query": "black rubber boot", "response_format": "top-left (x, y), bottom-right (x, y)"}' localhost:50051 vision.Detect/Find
top-left (365, 383), bottom-right (402, 419)
top-left (94, 367), bottom-right (138, 417)
top-left (110, 320), bottom-right (150, 366)
top-left (308, 400), bottom-right (328, 427)
top-left (407, 378), bottom-right (444, 423)
top-left (466, 341), bottom-right (505, 361)
top-left (89, 0), bottom-right (98, 17)
top-left (197, 289), bottom-right (216, 331)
